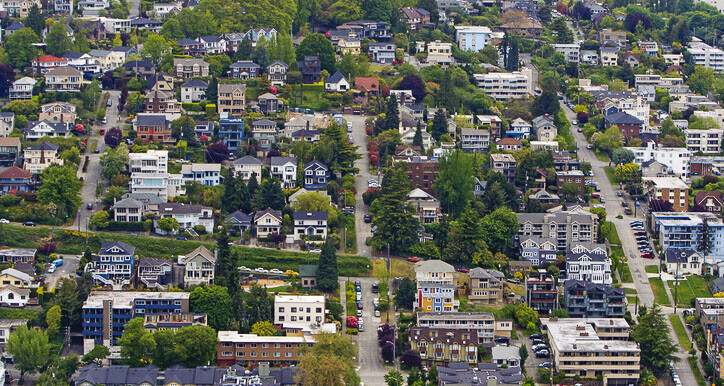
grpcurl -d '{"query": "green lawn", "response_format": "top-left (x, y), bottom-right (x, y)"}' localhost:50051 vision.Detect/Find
top-left (624, 288), bottom-right (638, 295)
top-left (620, 263), bottom-right (633, 283)
top-left (649, 277), bottom-right (671, 305)
top-left (645, 265), bottom-right (659, 274)
top-left (667, 276), bottom-right (712, 307)
top-left (604, 166), bottom-right (619, 185)
top-left (688, 356), bottom-right (707, 386)
top-left (626, 296), bottom-right (639, 304)
top-left (669, 314), bottom-right (692, 351)
top-left (595, 150), bottom-right (610, 162)
top-left (601, 222), bottom-right (622, 245)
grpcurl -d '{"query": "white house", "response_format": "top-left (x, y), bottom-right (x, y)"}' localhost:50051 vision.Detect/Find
top-left (180, 79), bottom-right (208, 103)
top-left (254, 208), bottom-right (283, 238)
top-left (179, 245), bottom-right (215, 287)
top-left (232, 156), bottom-right (263, 182)
top-left (426, 41), bottom-right (454, 66)
top-left (0, 286), bottom-right (29, 307)
top-left (181, 163), bottom-right (222, 186)
top-left (129, 150), bottom-right (168, 174)
top-left (665, 248), bottom-right (702, 276)
top-left (293, 211), bottom-right (328, 241)
top-left (324, 71), bottom-right (349, 93)
top-left (553, 43), bottom-right (580, 63)
top-left (9, 77), bottom-right (36, 100)
top-left (270, 156), bottom-right (297, 189)
top-left (153, 203), bottom-right (214, 234)
top-left (625, 141), bottom-right (691, 178)
top-left (25, 120), bottom-right (71, 139)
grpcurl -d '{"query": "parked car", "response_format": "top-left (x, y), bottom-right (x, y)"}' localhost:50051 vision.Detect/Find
top-left (255, 267), bottom-right (268, 273)
top-left (533, 344), bottom-right (548, 352)
top-left (372, 284), bottom-right (379, 293)
top-left (22, 221), bottom-right (36, 227)
top-left (269, 269), bottom-right (283, 274)
top-left (617, 191), bottom-right (623, 197)
top-left (532, 339), bottom-right (545, 346)
top-left (53, 259), bottom-right (63, 267)
top-left (635, 231), bottom-right (647, 236)
top-left (0, 219), bottom-right (9, 224)
top-left (529, 334), bottom-right (543, 340)
top-left (87, 203), bottom-right (93, 210)
top-left (48, 265), bottom-right (56, 273)
top-left (456, 267), bottom-right (470, 273)
top-left (624, 208), bottom-right (633, 215)
top-left (357, 309), bottom-right (362, 317)
top-left (309, 249), bottom-right (322, 253)
top-left (364, 214), bottom-right (372, 223)
top-left (539, 362), bottom-right (552, 368)
top-left (374, 309), bottom-right (380, 317)
top-left (586, 144), bottom-right (593, 149)
top-left (407, 257), bottom-right (421, 263)
top-left (535, 350), bottom-right (550, 358)
top-left (356, 302), bottom-right (363, 310)
top-left (239, 266), bottom-right (251, 271)
top-left (622, 201), bottom-right (628, 207)
top-left (176, 237), bottom-right (187, 241)
top-left (356, 292), bottom-right (361, 301)
top-left (641, 253), bottom-right (655, 259)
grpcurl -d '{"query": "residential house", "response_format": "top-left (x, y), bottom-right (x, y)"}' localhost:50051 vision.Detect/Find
top-left (498, 19), bottom-right (542, 37)
top-left (409, 327), bottom-right (479, 365)
top-left (258, 93), bottom-right (282, 115)
top-left (232, 156), bottom-right (262, 182)
top-left (0, 137), bottom-right (21, 167)
top-left (229, 61), bottom-right (260, 79)
top-left (0, 319), bottom-right (27, 346)
top-left (467, 268), bottom-right (505, 306)
top-left (44, 67), bottom-right (83, 92)
top-left (181, 163), bottom-right (222, 186)
top-left (245, 28), bottom-right (277, 45)
top-left (427, 41), bottom-right (454, 66)
top-left (197, 35), bottom-right (226, 54)
top-left (218, 117), bottom-right (244, 151)
top-left (637, 40), bottom-right (659, 56)
top-left (129, 149), bottom-right (168, 174)
top-left (152, 1), bottom-right (181, 17)
top-left (368, 43), bottom-right (396, 64)
top-left (519, 236), bottom-right (558, 266)
top-left (0, 286), bottom-right (29, 307)
top-left (336, 37), bottom-right (361, 55)
top-left (525, 270), bottom-right (557, 315)
top-left (137, 258), bottom-right (173, 289)
top-left (695, 191), bottom-right (723, 215)
top-left (565, 248), bottom-right (613, 285)
top-left (492, 346), bottom-right (522, 368)
top-left (554, 43), bottom-right (581, 63)
top-left (643, 176), bottom-right (690, 211)
top-left (324, 71), bottom-right (349, 93)
top-left (605, 111), bottom-right (643, 140)
top-left (532, 115), bottom-right (557, 141)
top-left (180, 79), bottom-right (208, 103)
top-left (473, 177), bottom-right (486, 198)
top-left (251, 119), bottom-right (278, 151)
top-left (597, 29), bottom-right (627, 46)
top-left (407, 188), bottom-right (441, 224)
top-left (508, 118), bottom-right (531, 139)
top-left (111, 196), bottom-right (144, 222)
top-left (414, 260), bottom-right (458, 312)
top-left (194, 121), bottom-right (214, 138)
top-left (135, 114), bottom-right (171, 143)
top-left (130, 173), bottom-right (183, 202)
top-left (293, 212), bottom-right (328, 241)
top-left (495, 138), bottom-right (522, 152)
top-left (254, 208), bottom-right (283, 238)
top-left (217, 84), bottom-right (247, 116)
top-left (107, 46), bottom-right (137, 68)
top-left (563, 280), bottom-right (626, 318)
top-left (354, 77), bottom-right (380, 98)
top-left (154, 203), bottom-right (214, 234)
top-left (475, 115), bottom-right (503, 138)
top-left (23, 142), bottom-right (62, 173)
top-left (9, 77), bottom-right (36, 100)
top-left (0, 250), bottom-right (35, 266)
top-left (267, 61), bottom-right (288, 86)
top-left (303, 160), bottom-right (329, 190)
top-left (556, 170), bottom-right (586, 201)
top-left (299, 265), bottom-right (318, 288)
top-left (270, 156), bottom-right (297, 189)
top-left (490, 153), bottom-right (516, 183)
top-left (622, 51), bottom-right (641, 67)
top-left (400, 7), bottom-right (431, 31)
top-left (173, 58), bottom-right (209, 80)
top-left (298, 56), bottom-right (321, 83)
top-left (460, 128), bottom-right (490, 152)
top-left (180, 246), bottom-right (215, 287)
top-left (25, 120), bottom-right (70, 139)
top-left (580, 50), bottom-right (599, 65)
top-left (129, 17), bottom-right (162, 32)
top-left (665, 248), bottom-right (702, 276)
top-left (0, 167), bottom-right (32, 195)
top-left (147, 72), bottom-right (174, 92)
top-left (122, 60), bottom-right (155, 78)
top-left (3, 21), bottom-right (25, 34)
top-left (31, 55), bottom-right (68, 75)
top-left (89, 241), bottom-right (136, 286)
top-left (39, 102), bottom-right (76, 124)
top-left (225, 210), bottom-right (253, 233)
top-left (0, 268), bottom-right (32, 287)
top-left (144, 89), bottom-right (180, 115)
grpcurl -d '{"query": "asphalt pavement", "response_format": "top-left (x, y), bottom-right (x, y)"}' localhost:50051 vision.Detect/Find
top-left (344, 114), bottom-right (376, 257)
top-left (350, 276), bottom-right (385, 386)
top-left (44, 254), bottom-right (80, 291)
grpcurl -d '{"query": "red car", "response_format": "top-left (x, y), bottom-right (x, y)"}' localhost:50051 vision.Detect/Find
top-left (641, 253), bottom-right (655, 259)
top-left (457, 268), bottom-right (470, 273)
top-left (407, 257), bottom-right (421, 263)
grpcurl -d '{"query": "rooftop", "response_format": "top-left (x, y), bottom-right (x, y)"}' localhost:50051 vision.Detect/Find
top-left (217, 331), bottom-right (316, 344)
top-left (83, 291), bottom-right (190, 308)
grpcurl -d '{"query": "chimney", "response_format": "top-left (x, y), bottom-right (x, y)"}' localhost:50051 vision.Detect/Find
top-left (259, 362), bottom-right (270, 377)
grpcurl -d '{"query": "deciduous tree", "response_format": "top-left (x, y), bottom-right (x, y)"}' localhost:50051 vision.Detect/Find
top-left (118, 317), bottom-right (156, 367)
top-left (295, 333), bottom-right (360, 385)
top-left (37, 165), bottom-right (82, 218)
top-left (434, 150), bottom-right (475, 218)
top-left (7, 325), bottom-right (51, 380)
top-left (251, 321), bottom-right (277, 336)
top-left (189, 285), bottom-right (233, 330)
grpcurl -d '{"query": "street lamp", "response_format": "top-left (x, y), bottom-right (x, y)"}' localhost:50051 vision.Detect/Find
top-left (385, 338), bottom-right (398, 386)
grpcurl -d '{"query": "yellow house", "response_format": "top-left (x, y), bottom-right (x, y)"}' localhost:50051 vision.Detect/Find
top-left (0, 268), bottom-right (33, 288)
top-left (337, 38), bottom-right (361, 55)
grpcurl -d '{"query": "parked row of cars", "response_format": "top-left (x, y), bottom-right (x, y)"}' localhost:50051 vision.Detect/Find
top-left (530, 334), bottom-right (550, 358)
top-left (238, 266), bottom-right (298, 276)
top-left (631, 220), bottom-right (654, 258)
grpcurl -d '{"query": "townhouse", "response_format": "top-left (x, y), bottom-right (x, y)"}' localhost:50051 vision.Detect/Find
top-left (416, 312), bottom-right (512, 345)
top-left (565, 248), bottom-right (613, 285)
top-left (525, 270), bottom-right (557, 315)
top-left (564, 280), bottom-right (625, 318)
top-left (516, 209), bottom-right (599, 252)
top-left (217, 84), bottom-right (247, 116)
top-left (414, 260), bottom-right (458, 312)
top-left (519, 236), bottom-right (558, 266)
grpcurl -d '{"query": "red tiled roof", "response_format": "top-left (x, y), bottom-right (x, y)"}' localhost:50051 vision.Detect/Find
top-left (32, 55), bottom-right (67, 64)
top-left (354, 77), bottom-right (379, 93)
top-left (0, 166), bottom-right (31, 179)
top-left (496, 138), bottom-right (522, 146)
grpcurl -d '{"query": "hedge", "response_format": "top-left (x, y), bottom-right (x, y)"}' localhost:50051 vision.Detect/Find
top-left (182, 103), bottom-right (204, 112)
top-left (105, 221), bottom-right (148, 232)
top-left (0, 307), bottom-right (40, 320)
top-left (205, 104), bottom-right (216, 116)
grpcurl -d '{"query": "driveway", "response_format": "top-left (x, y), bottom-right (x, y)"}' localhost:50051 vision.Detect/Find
top-left (343, 114), bottom-right (376, 257)
top-left (44, 254), bottom-right (80, 291)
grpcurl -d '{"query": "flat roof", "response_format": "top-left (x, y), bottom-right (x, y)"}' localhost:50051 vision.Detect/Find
top-left (417, 311), bottom-right (495, 321)
top-left (643, 177), bottom-right (689, 190)
top-left (274, 295), bottom-right (325, 304)
top-left (218, 331), bottom-right (316, 343)
top-left (541, 319), bottom-right (639, 353)
top-left (83, 291), bottom-right (190, 308)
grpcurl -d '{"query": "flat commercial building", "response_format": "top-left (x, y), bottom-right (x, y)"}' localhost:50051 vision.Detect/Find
top-left (473, 68), bottom-right (533, 100)
top-left (626, 142), bottom-right (691, 178)
top-left (643, 177), bottom-right (690, 212)
top-left (541, 318), bottom-right (640, 385)
top-left (217, 331), bottom-right (315, 367)
top-left (274, 295), bottom-right (325, 326)
top-left (416, 312), bottom-right (512, 345)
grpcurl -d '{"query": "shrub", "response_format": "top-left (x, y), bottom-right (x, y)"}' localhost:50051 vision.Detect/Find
top-left (193, 225), bottom-right (207, 235)
top-left (38, 243), bottom-right (56, 255)
top-left (205, 104), bottom-right (217, 117)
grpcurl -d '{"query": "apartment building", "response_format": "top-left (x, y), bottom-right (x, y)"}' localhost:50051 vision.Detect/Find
top-left (405, 157), bottom-right (439, 193)
top-left (643, 177), bottom-right (690, 211)
top-left (416, 312), bottom-right (512, 345)
top-left (564, 281), bottom-right (626, 318)
top-left (82, 291), bottom-right (190, 354)
top-left (651, 212), bottom-right (724, 271)
top-left (218, 84), bottom-right (247, 117)
top-left (129, 150), bottom-right (168, 174)
top-left (216, 331), bottom-right (314, 367)
top-left (144, 90), bottom-right (180, 115)
top-left (556, 170), bottom-right (586, 200)
top-left (143, 313), bottom-right (207, 333)
top-left (44, 67), bottom-right (83, 92)
top-left (625, 142), bottom-right (691, 178)
top-left (540, 318), bottom-right (640, 385)
top-left (414, 260), bottom-right (458, 312)
top-left (409, 327), bottom-right (479, 366)
top-left (426, 41), bottom-right (454, 66)
top-left (181, 163), bottom-right (222, 186)
top-left (455, 26), bottom-right (493, 52)
top-left (686, 128), bottom-right (724, 154)
top-left (689, 42), bottom-right (724, 73)
top-left (525, 270), bottom-right (557, 315)
top-left (473, 68), bottom-right (533, 100)
top-left (490, 153), bottom-right (516, 183)
top-left (696, 298), bottom-right (724, 330)
top-left (554, 44), bottom-right (580, 63)
top-left (467, 268), bottom-right (504, 306)
top-left (460, 128), bottom-right (490, 152)
top-left (274, 295), bottom-right (325, 327)
top-left (517, 210), bottom-right (599, 252)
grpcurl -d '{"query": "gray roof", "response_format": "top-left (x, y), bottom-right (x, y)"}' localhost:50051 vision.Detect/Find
top-left (566, 252), bottom-right (609, 262)
top-left (181, 79), bottom-right (208, 88)
top-left (136, 114), bottom-right (167, 127)
top-left (123, 60), bottom-right (154, 68)
top-left (469, 268), bottom-right (504, 282)
top-left (564, 279), bottom-right (624, 296)
top-left (6, 22), bottom-right (24, 31)
top-left (326, 71), bottom-right (347, 84)
top-left (73, 365), bottom-right (159, 385)
top-left (121, 192), bottom-right (166, 205)
top-left (270, 156), bottom-right (297, 166)
top-left (665, 248), bottom-right (700, 264)
top-left (231, 60), bottom-right (260, 69)
top-left (226, 210), bottom-right (252, 224)
top-left (233, 156), bottom-right (262, 165)
top-left (299, 264), bottom-right (318, 277)
top-left (99, 241), bottom-right (136, 256)
top-left (294, 211), bottom-right (328, 221)
top-left (163, 365), bottom-right (226, 384)
top-left (605, 111), bottom-right (643, 125)
top-left (112, 197), bottom-right (144, 210)
top-left (137, 257), bottom-right (171, 268)
top-left (517, 211), bottom-right (595, 224)
top-left (255, 208), bottom-right (282, 222)
top-left (158, 203), bottom-right (205, 215)
top-left (712, 277), bottom-right (724, 294)
top-left (253, 119), bottom-right (276, 126)
top-left (414, 259), bottom-right (455, 273)
top-left (26, 141), bottom-right (59, 151)
top-left (27, 120), bottom-right (69, 135)
top-left (532, 115), bottom-right (554, 129)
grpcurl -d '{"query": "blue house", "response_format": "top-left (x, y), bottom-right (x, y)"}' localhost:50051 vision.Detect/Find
top-left (218, 117), bottom-right (245, 151)
top-left (304, 160), bottom-right (329, 190)
top-left (90, 241), bottom-right (136, 286)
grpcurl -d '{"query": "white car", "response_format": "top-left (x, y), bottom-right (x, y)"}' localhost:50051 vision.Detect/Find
top-left (48, 265), bottom-right (56, 274)
top-left (255, 267), bottom-right (269, 273)
top-left (374, 310), bottom-right (380, 317)
top-left (0, 219), bottom-right (9, 224)
top-left (238, 266), bottom-right (251, 271)
top-left (309, 249), bottom-right (322, 254)
top-left (270, 269), bottom-right (283, 274)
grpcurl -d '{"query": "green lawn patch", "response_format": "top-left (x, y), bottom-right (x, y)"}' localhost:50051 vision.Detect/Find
top-left (601, 222), bottom-right (622, 245)
top-left (342, 213), bottom-right (357, 254)
top-left (0, 307), bottom-right (41, 320)
top-left (604, 166), bottom-right (619, 185)
top-left (620, 263), bottom-right (633, 283)
top-left (626, 296), bottom-right (638, 304)
top-left (345, 281), bottom-right (356, 318)
top-left (669, 314), bottom-right (692, 351)
top-left (667, 276), bottom-right (712, 307)
top-left (688, 356), bottom-right (707, 386)
top-left (645, 265), bottom-right (659, 274)
top-left (624, 288), bottom-right (638, 295)
top-left (649, 277), bottom-right (671, 305)
top-left (595, 150), bottom-right (610, 162)
top-left (610, 245), bottom-right (625, 258)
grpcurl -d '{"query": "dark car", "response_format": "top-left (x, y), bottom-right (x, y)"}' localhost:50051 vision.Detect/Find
top-left (106, 99), bottom-right (112, 107)
top-left (635, 231), bottom-right (647, 236)
top-left (624, 208), bottom-right (633, 215)
top-left (364, 214), bottom-right (372, 223)
top-left (617, 191), bottom-right (623, 197)
top-left (86, 203), bottom-right (93, 210)
top-left (622, 201), bottom-right (628, 207)
top-left (23, 221), bottom-right (36, 227)
top-left (535, 350), bottom-right (550, 358)
top-left (176, 237), bottom-right (188, 241)
top-left (529, 334), bottom-right (543, 340)
top-left (371, 284), bottom-right (379, 293)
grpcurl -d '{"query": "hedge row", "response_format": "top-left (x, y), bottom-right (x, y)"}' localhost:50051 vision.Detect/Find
top-left (105, 221), bottom-right (149, 232)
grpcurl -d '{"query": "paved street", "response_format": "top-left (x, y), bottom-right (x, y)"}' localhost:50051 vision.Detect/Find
top-left (45, 254), bottom-right (80, 291)
top-left (346, 277), bottom-right (384, 386)
top-left (345, 114), bottom-right (376, 257)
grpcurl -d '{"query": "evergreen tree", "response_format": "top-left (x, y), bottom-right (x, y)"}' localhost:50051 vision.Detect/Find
top-left (698, 218), bottom-right (713, 265)
top-left (24, 4), bottom-right (44, 37)
top-left (257, 74), bottom-right (272, 95)
top-left (205, 76), bottom-right (218, 103)
top-left (429, 108), bottom-right (448, 140)
top-left (506, 37), bottom-right (520, 72)
top-left (631, 304), bottom-right (679, 372)
top-left (434, 150), bottom-right (475, 218)
top-left (417, 0), bottom-right (439, 23)
top-left (385, 94), bottom-right (399, 131)
top-left (412, 121), bottom-right (424, 150)
top-left (253, 178), bottom-right (286, 210)
top-left (370, 164), bottom-right (419, 252)
top-left (234, 37), bottom-right (253, 61)
top-left (247, 173), bottom-right (259, 197)
top-left (215, 227), bottom-right (234, 288)
top-left (315, 239), bottom-right (339, 292)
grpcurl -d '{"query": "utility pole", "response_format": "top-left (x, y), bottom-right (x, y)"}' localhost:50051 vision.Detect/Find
top-left (674, 254), bottom-right (681, 314)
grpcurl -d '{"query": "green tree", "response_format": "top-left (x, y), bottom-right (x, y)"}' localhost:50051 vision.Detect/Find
top-left (295, 332), bottom-right (360, 385)
top-left (550, 17), bottom-right (574, 43)
top-left (90, 210), bottom-right (110, 229)
top-left (118, 317), bottom-right (156, 367)
top-left (251, 320), bottom-right (277, 336)
top-left (171, 115), bottom-right (196, 143)
top-left (434, 150), bottom-right (475, 218)
top-left (253, 178), bottom-right (286, 210)
top-left (291, 192), bottom-right (338, 225)
top-left (688, 66), bottom-right (715, 95)
top-left (101, 143), bottom-right (130, 179)
top-left (189, 285), bottom-right (233, 330)
top-left (55, 278), bottom-right (81, 327)
top-left (45, 305), bottom-right (61, 338)
top-left (296, 33), bottom-right (336, 73)
top-left (370, 164), bottom-right (419, 252)
top-left (234, 37), bottom-right (253, 61)
top-left (5, 28), bottom-right (39, 69)
top-left (429, 108), bottom-right (448, 140)
top-left (533, 88), bottom-right (560, 117)
top-left (481, 207), bottom-right (519, 254)
top-left (698, 218), bottom-right (713, 264)
top-left (7, 325), bottom-right (51, 381)
top-left (151, 329), bottom-right (176, 369)
top-left (385, 370), bottom-right (404, 386)
top-left (37, 165), bottom-right (82, 218)
top-left (594, 125), bottom-right (624, 153)
top-left (385, 94), bottom-right (400, 131)
top-left (141, 34), bottom-right (169, 65)
top-left (612, 148), bottom-right (635, 165)
top-left (82, 344), bottom-right (110, 366)
top-left (363, 0), bottom-right (391, 22)
top-left (24, 4), bottom-right (44, 36)
top-left (412, 121), bottom-right (424, 150)
top-left (394, 277), bottom-right (415, 309)
top-left (444, 208), bottom-right (489, 265)
top-left (46, 23), bottom-right (73, 57)
top-left (174, 325), bottom-right (218, 367)
top-left (631, 304), bottom-right (678, 372)
top-left (157, 217), bottom-right (179, 257)
top-left (316, 238), bottom-right (339, 292)
top-left (246, 284), bottom-right (273, 327)
top-left (417, 0), bottom-right (439, 23)
top-left (206, 54), bottom-right (232, 78)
